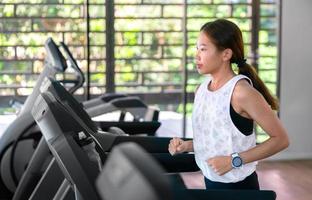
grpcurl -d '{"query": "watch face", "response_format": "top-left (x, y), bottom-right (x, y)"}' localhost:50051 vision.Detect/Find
top-left (232, 157), bottom-right (243, 167)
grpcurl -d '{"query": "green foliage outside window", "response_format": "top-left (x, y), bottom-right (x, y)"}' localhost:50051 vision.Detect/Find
top-left (0, 0), bottom-right (278, 141)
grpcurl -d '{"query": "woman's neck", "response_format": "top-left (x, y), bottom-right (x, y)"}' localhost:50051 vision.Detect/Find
top-left (209, 67), bottom-right (235, 91)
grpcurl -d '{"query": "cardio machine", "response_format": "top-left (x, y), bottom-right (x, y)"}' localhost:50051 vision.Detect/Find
top-left (97, 143), bottom-right (277, 200)
top-left (12, 76), bottom-right (197, 200)
top-left (28, 92), bottom-right (276, 200)
top-left (0, 38), bottom-right (74, 197)
top-left (0, 37), bottom-right (159, 198)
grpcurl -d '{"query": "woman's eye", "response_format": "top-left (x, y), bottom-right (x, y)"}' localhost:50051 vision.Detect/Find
top-left (195, 46), bottom-right (207, 51)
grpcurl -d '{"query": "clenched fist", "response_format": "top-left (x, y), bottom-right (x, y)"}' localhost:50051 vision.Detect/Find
top-left (168, 137), bottom-right (190, 155)
top-left (207, 156), bottom-right (232, 176)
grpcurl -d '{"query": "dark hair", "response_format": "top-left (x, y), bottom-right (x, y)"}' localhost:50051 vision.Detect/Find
top-left (200, 19), bottom-right (279, 110)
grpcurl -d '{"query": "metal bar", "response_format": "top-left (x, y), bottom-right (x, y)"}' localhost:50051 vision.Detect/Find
top-left (85, 0), bottom-right (91, 100)
top-left (276, 0), bottom-right (282, 109)
top-left (0, 70), bottom-right (199, 75)
top-left (0, 82), bottom-right (199, 89)
top-left (1, 41), bottom-right (255, 47)
top-left (0, 29), bottom-right (257, 34)
top-left (0, 93), bottom-right (196, 107)
top-left (251, 0), bottom-right (260, 70)
top-left (0, 3), bottom-right (104, 6)
top-left (114, 3), bottom-right (255, 6)
top-left (0, 31), bottom-right (105, 33)
top-left (0, 17), bottom-right (104, 19)
top-left (106, 0), bottom-right (115, 93)
top-left (182, 0), bottom-right (188, 138)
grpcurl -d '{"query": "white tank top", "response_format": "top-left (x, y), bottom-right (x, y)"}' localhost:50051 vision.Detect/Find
top-left (192, 75), bottom-right (257, 183)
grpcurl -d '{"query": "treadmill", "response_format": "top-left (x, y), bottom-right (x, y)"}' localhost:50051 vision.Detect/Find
top-left (0, 37), bottom-right (121, 197)
top-left (97, 143), bottom-right (277, 200)
top-left (29, 93), bottom-right (276, 199)
top-left (41, 77), bottom-right (197, 165)
top-left (0, 37), bottom-right (73, 197)
top-left (0, 37), bottom-right (161, 197)
top-left (12, 89), bottom-right (193, 200)
top-left (12, 82), bottom-right (197, 200)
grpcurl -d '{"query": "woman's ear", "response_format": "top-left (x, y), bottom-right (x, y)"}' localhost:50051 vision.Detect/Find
top-left (222, 48), bottom-right (233, 62)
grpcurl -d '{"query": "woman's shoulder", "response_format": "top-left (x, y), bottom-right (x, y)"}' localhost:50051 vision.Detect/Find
top-left (231, 78), bottom-right (263, 117)
top-left (232, 78), bottom-right (259, 103)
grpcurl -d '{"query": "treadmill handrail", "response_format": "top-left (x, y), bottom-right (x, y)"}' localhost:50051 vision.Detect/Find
top-left (59, 42), bottom-right (84, 94)
top-left (83, 93), bottom-right (127, 109)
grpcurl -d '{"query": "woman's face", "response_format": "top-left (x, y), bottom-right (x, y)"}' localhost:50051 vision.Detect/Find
top-left (195, 32), bottom-right (224, 75)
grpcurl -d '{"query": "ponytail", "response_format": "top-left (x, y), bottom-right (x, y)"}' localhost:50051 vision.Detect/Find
top-left (238, 62), bottom-right (279, 110)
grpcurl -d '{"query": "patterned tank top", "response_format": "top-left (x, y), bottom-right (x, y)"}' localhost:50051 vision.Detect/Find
top-left (192, 75), bottom-right (257, 183)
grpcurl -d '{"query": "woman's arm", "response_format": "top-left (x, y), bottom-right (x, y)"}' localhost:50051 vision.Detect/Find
top-left (234, 81), bottom-right (289, 164)
top-left (207, 80), bottom-right (289, 175)
top-left (168, 85), bottom-right (199, 155)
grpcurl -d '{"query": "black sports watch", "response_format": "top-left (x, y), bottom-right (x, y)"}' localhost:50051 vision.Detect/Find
top-left (231, 152), bottom-right (243, 168)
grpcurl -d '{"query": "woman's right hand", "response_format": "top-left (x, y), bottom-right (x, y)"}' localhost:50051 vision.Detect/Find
top-left (168, 137), bottom-right (188, 155)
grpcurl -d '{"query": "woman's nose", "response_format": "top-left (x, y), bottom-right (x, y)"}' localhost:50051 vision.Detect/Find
top-left (195, 51), bottom-right (200, 61)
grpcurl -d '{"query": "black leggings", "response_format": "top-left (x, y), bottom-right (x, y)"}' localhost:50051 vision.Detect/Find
top-left (205, 172), bottom-right (260, 190)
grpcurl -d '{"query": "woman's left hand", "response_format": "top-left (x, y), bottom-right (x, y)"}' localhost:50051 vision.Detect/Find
top-left (207, 156), bottom-right (232, 176)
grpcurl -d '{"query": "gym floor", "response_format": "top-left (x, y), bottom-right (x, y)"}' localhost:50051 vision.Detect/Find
top-left (181, 160), bottom-right (312, 200)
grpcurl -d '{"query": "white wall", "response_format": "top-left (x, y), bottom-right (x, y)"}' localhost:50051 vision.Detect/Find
top-left (274, 0), bottom-right (312, 160)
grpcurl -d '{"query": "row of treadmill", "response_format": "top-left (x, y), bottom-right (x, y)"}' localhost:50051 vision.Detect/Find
top-left (0, 38), bottom-right (276, 200)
